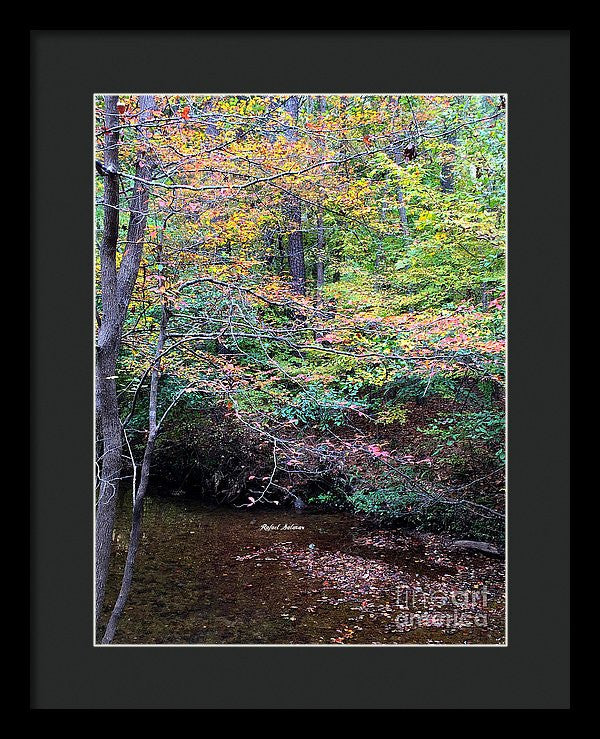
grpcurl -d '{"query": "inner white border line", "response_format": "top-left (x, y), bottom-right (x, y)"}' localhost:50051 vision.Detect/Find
top-left (93, 92), bottom-right (508, 647)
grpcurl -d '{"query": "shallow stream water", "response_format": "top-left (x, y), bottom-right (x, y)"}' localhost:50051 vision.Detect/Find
top-left (102, 496), bottom-right (505, 645)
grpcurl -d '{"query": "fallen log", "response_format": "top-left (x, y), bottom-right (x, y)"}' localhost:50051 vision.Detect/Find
top-left (447, 540), bottom-right (502, 557)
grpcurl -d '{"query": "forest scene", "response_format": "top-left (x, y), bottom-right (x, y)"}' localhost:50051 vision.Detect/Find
top-left (95, 93), bottom-right (506, 645)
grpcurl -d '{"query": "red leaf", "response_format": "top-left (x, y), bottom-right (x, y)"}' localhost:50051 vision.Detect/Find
top-left (180, 105), bottom-right (191, 120)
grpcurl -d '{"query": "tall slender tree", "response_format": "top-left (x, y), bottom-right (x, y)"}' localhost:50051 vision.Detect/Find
top-left (441, 106), bottom-right (458, 193)
top-left (283, 96), bottom-right (306, 295)
top-left (315, 96), bottom-right (327, 299)
top-left (101, 300), bottom-right (170, 643)
top-left (95, 94), bottom-right (156, 621)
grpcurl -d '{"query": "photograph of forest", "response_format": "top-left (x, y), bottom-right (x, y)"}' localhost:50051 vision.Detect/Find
top-left (95, 93), bottom-right (506, 645)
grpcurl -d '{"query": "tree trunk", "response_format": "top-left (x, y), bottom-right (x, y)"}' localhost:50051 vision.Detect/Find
top-left (101, 304), bottom-right (169, 644)
top-left (283, 96), bottom-right (306, 295)
top-left (374, 204), bottom-right (385, 291)
top-left (95, 94), bottom-right (155, 622)
top-left (263, 227), bottom-right (276, 267)
top-left (277, 234), bottom-right (285, 272)
top-left (389, 98), bottom-right (410, 241)
top-left (441, 128), bottom-right (457, 193)
top-left (397, 186), bottom-right (409, 235)
top-left (389, 148), bottom-right (410, 239)
top-left (315, 97), bottom-right (326, 298)
top-left (95, 95), bottom-right (123, 619)
top-left (117, 96), bottom-right (157, 318)
top-left (287, 200), bottom-right (306, 295)
top-left (316, 212), bottom-right (325, 294)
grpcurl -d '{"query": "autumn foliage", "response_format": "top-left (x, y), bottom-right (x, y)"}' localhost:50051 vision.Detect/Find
top-left (95, 94), bottom-right (506, 537)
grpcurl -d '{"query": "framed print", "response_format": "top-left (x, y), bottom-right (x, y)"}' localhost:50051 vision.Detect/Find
top-left (31, 29), bottom-right (570, 709)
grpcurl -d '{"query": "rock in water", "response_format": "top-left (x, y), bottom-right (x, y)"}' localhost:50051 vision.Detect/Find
top-left (448, 540), bottom-right (501, 557)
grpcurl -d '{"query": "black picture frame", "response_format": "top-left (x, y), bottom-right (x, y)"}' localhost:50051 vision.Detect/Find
top-left (31, 29), bottom-right (570, 709)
